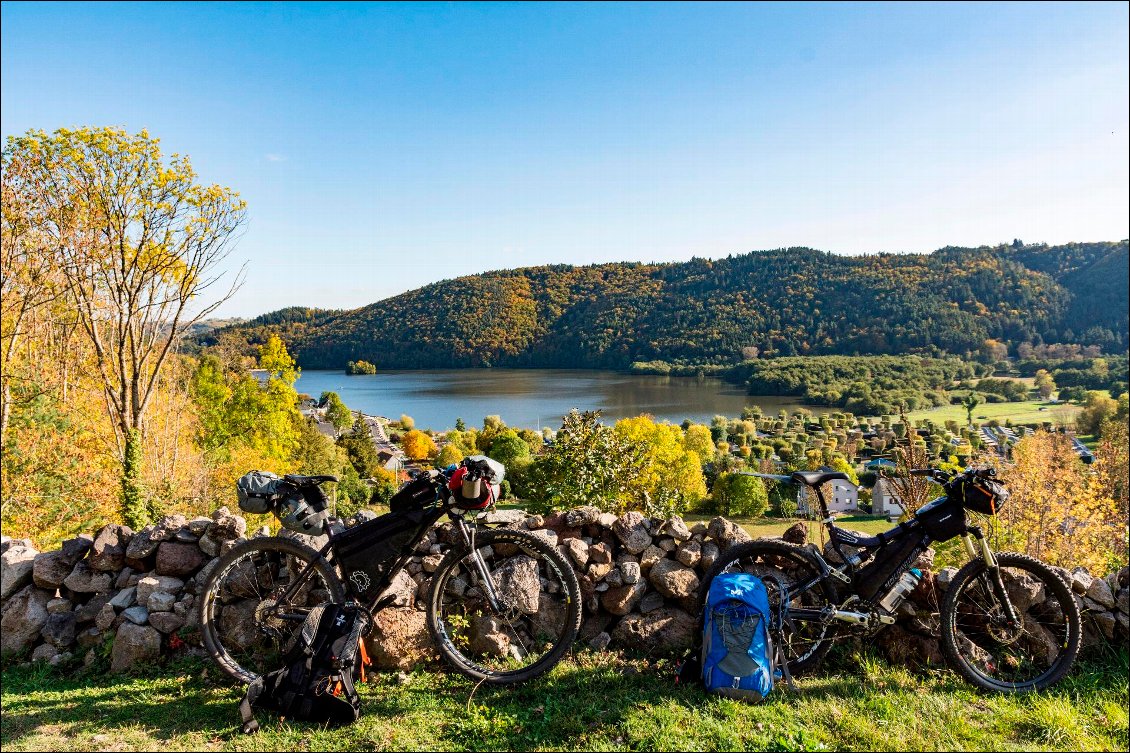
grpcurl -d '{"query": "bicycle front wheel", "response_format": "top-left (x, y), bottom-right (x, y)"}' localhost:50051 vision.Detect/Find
top-left (940, 552), bottom-right (1081, 692)
top-left (426, 527), bottom-right (582, 685)
top-left (199, 536), bottom-right (345, 684)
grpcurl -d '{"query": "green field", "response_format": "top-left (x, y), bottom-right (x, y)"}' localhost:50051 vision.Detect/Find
top-left (2, 651), bottom-right (1126, 752)
top-left (906, 399), bottom-right (1081, 427)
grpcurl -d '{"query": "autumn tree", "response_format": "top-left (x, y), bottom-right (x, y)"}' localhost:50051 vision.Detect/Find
top-left (5, 128), bottom-right (245, 527)
top-left (319, 390), bottom-right (353, 432)
top-left (1033, 369), bottom-right (1056, 400)
top-left (402, 429), bottom-right (438, 461)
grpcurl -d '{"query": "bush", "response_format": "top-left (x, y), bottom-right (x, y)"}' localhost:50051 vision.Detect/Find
top-left (711, 472), bottom-right (769, 518)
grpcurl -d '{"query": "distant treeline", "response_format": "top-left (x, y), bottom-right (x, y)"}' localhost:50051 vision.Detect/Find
top-left (199, 241), bottom-right (1128, 369)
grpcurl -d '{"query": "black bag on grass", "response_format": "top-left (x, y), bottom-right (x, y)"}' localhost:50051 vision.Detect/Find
top-left (239, 603), bottom-right (369, 733)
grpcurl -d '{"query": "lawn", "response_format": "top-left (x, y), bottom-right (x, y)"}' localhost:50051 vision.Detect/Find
top-left (2, 650), bottom-right (1126, 751)
top-left (906, 399), bottom-right (1081, 427)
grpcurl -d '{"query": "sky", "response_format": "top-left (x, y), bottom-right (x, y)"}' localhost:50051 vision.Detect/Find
top-left (2, 1), bottom-right (1127, 319)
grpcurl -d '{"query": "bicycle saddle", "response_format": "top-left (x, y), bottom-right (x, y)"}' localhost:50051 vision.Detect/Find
top-left (790, 471), bottom-right (850, 486)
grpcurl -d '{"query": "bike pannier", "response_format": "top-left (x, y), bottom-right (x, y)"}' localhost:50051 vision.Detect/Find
top-left (915, 496), bottom-right (967, 542)
top-left (854, 533), bottom-right (925, 602)
top-left (331, 508), bottom-right (431, 597)
top-left (388, 474), bottom-right (437, 513)
top-left (948, 476), bottom-right (1009, 515)
top-left (236, 470), bottom-right (287, 515)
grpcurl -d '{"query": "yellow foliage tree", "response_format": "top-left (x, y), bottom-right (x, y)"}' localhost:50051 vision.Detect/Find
top-left (403, 429), bottom-right (439, 461)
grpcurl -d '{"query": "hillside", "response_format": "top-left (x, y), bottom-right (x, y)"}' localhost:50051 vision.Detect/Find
top-left (202, 242), bottom-right (1129, 369)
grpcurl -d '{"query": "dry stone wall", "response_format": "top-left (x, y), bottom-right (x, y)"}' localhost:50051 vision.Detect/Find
top-left (2, 506), bottom-right (1127, 673)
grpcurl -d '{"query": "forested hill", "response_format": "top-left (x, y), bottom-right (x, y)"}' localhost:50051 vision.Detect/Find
top-left (205, 241), bottom-right (1128, 369)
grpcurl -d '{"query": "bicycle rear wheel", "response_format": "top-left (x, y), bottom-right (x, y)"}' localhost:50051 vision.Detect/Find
top-left (940, 552), bottom-right (1081, 692)
top-left (426, 527), bottom-right (582, 685)
top-left (199, 537), bottom-right (345, 684)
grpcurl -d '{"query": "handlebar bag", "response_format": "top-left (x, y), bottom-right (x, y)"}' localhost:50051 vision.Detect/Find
top-left (948, 476), bottom-right (1009, 515)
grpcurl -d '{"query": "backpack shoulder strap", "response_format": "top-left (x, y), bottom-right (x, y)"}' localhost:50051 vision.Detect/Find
top-left (240, 677), bottom-right (265, 734)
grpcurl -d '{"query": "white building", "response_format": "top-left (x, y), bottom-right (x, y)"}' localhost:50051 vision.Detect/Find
top-left (872, 477), bottom-right (905, 520)
top-left (798, 478), bottom-right (860, 514)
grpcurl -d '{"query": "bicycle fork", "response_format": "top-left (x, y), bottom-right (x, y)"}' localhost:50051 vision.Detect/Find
top-left (963, 528), bottom-right (1021, 626)
top-left (452, 517), bottom-right (506, 614)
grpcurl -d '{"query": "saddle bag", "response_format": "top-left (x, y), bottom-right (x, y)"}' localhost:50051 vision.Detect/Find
top-left (236, 470), bottom-right (287, 515)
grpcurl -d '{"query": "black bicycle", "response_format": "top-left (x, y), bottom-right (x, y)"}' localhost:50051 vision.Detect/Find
top-left (199, 457), bottom-right (581, 686)
top-left (699, 466), bottom-right (1081, 692)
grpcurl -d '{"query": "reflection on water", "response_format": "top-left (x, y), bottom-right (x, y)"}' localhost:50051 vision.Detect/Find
top-left (294, 369), bottom-right (807, 431)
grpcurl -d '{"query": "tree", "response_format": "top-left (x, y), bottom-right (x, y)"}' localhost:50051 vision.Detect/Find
top-left (435, 443), bottom-right (464, 468)
top-left (486, 429), bottom-right (530, 467)
top-left (399, 414), bottom-right (415, 430)
top-left (403, 429), bottom-right (438, 460)
top-left (1033, 369), bottom-right (1056, 400)
top-left (683, 424), bottom-right (716, 460)
top-left (5, 128), bottom-right (245, 527)
top-left (337, 416), bottom-right (381, 478)
top-left (319, 391), bottom-right (352, 432)
top-left (1077, 391), bottom-right (1118, 436)
top-left (712, 472), bottom-right (769, 517)
top-left (962, 392), bottom-right (981, 426)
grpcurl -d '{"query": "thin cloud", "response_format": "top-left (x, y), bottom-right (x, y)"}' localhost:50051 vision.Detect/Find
top-left (265, 153), bottom-right (287, 162)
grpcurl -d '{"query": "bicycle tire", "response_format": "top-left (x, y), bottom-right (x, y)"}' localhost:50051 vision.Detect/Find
top-left (426, 527), bottom-right (582, 685)
top-left (199, 536), bottom-right (346, 684)
top-left (940, 551), bottom-right (1081, 692)
top-left (698, 539), bottom-right (839, 676)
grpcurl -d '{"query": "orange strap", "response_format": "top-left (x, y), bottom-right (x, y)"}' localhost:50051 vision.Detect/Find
top-left (357, 635), bottom-right (371, 683)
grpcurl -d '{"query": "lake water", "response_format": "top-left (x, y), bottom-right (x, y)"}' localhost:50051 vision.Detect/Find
top-left (294, 369), bottom-right (807, 431)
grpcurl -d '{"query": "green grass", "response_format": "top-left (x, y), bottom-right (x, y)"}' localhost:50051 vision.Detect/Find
top-left (2, 650), bottom-right (1126, 751)
top-left (905, 399), bottom-right (1081, 427)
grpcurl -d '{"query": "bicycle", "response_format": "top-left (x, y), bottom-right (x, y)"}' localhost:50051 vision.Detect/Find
top-left (199, 457), bottom-right (582, 686)
top-left (698, 466), bottom-right (1081, 692)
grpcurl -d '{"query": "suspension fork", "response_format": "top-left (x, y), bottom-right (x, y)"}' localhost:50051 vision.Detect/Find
top-left (964, 527), bottom-right (1020, 626)
top-left (453, 517), bottom-right (505, 613)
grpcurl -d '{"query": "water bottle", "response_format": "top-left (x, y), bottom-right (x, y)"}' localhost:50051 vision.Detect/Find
top-left (878, 568), bottom-right (922, 614)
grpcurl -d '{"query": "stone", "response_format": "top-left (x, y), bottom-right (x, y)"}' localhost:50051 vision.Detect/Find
top-left (136, 575), bottom-right (185, 603)
top-left (639, 545), bottom-right (666, 571)
top-left (523, 514), bottom-right (545, 530)
top-left (76, 627), bottom-right (103, 648)
top-left (155, 542), bottom-right (207, 577)
top-left (588, 542), bottom-right (613, 565)
top-left (187, 517), bottom-right (213, 535)
top-left (63, 561), bottom-right (113, 593)
top-left (564, 506), bottom-right (602, 528)
top-left (110, 587), bottom-right (137, 609)
top-left (1071, 567), bottom-right (1094, 594)
top-left (936, 567), bottom-right (959, 592)
top-left (877, 624), bottom-right (944, 668)
top-left (114, 567), bottom-right (135, 590)
top-left (1090, 610), bottom-right (1117, 641)
top-left (526, 528), bottom-right (559, 548)
top-left (147, 591), bottom-right (176, 613)
top-left (32, 643), bottom-right (60, 663)
top-left (601, 580), bottom-right (647, 616)
top-left (597, 513), bottom-right (618, 528)
top-left (365, 607), bottom-right (436, 670)
top-left (468, 615), bottom-right (511, 656)
top-left (32, 550), bottom-right (74, 590)
top-left (148, 611), bottom-right (185, 635)
top-left (605, 568), bottom-right (623, 588)
top-left (1001, 570), bottom-right (1045, 614)
top-left (675, 540), bottom-right (701, 568)
top-left (483, 509), bottom-right (526, 526)
top-left (1086, 577), bottom-right (1117, 609)
top-left (110, 622), bottom-right (162, 673)
top-left (88, 524), bottom-right (133, 571)
top-left (121, 606), bottom-right (149, 625)
top-left (60, 534), bottom-right (94, 563)
top-left (657, 538), bottom-right (677, 553)
top-left (422, 554), bottom-right (443, 574)
top-left (561, 538), bottom-right (590, 568)
top-left (1117, 587), bottom-right (1128, 615)
top-left (589, 631), bottom-right (612, 651)
top-left (210, 506), bottom-right (249, 542)
top-left (529, 592), bottom-right (569, 641)
top-left (378, 570), bottom-right (418, 608)
top-left (124, 527), bottom-right (160, 569)
top-left (587, 561), bottom-right (612, 581)
top-left (174, 527), bottom-right (199, 543)
top-left (42, 611), bottom-right (77, 648)
top-left (72, 594), bottom-right (108, 629)
top-left (648, 559), bottom-right (699, 600)
top-left (150, 514), bottom-right (188, 543)
top-left (706, 517), bottom-right (752, 551)
top-left (911, 548), bottom-right (935, 573)
top-left (595, 581), bottom-right (610, 593)
top-left (1, 585), bottom-right (53, 656)
top-left (46, 597), bottom-right (72, 614)
top-left (620, 561), bottom-right (641, 585)
top-left (699, 542), bottom-right (719, 571)
top-left (661, 516), bottom-right (692, 542)
top-left (95, 604), bottom-right (117, 631)
top-left (611, 607), bottom-right (696, 653)
top-left (612, 512), bottom-right (652, 555)
top-left (638, 591), bottom-right (665, 614)
top-left (781, 521), bottom-right (808, 545)
top-left (491, 555), bottom-right (541, 614)
top-left (196, 535), bottom-right (220, 558)
top-left (690, 522), bottom-right (708, 536)
top-left (1, 543), bottom-right (38, 600)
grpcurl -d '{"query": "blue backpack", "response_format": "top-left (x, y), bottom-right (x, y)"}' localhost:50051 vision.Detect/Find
top-left (701, 573), bottom-right (780, 702)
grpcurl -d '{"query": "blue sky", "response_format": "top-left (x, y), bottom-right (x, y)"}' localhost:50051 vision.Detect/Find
top-left (2, 1), bottom-right (1127, 318)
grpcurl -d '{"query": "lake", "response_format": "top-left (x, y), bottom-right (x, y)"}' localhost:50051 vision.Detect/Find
top-left (294, 369), bottom-right (808, 431)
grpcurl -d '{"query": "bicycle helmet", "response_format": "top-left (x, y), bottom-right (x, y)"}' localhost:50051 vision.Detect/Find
top-left (278, 492), bottom-right (329, 536)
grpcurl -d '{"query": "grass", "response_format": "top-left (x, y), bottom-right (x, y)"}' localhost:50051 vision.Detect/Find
top-left (905, 399), bottom-right (1081, 427)
top-left (2, 650), bottom-right (1126, 751)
